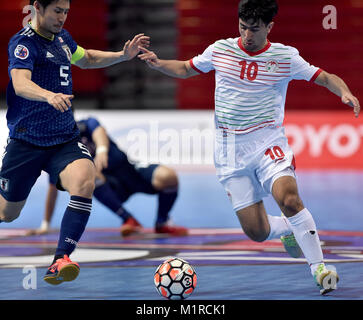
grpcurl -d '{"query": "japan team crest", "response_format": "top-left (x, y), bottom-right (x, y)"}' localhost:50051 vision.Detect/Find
top-left (62, 45), bottom-right (72, 62)
top-left (265, 59), bottom-right (279, 73)
top-left (0, 178), bottom-right (9, 192)
top-left (14, 45), bottom-right (29, 60)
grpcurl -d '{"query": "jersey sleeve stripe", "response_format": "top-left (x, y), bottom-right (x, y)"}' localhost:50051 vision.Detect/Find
top-left (189, 59), bottom-right (203, 74)
top-left (71, 46), bottom-right (85, 65)
top-left (310, 68), bottom-right (323, 82)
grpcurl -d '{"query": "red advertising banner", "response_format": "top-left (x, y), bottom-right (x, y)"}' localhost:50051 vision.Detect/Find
top-left (284, 111), bottom-right (363, 169)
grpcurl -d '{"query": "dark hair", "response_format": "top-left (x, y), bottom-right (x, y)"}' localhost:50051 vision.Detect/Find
top-left (29, 0), bottom-right (71, 9)
top-left (238, 0), bottom-right (278, 25)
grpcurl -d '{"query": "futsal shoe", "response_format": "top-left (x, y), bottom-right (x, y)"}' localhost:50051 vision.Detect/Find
top-left (313, 263), bottom-right (339, 295)
top-left (155, 223), bottom-right (188, 236)
top-left (121, 216), bottom-right (142, 236)
top-left (44, 255), bottom-right (80, 285)
top-left (280, 233), bottom-right (302, 258)
top-left (280, 212), bottom-right (302, 258)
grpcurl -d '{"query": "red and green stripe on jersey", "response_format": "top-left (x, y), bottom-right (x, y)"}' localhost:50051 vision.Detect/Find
top-left (190, 37), bottom-right (322, 135)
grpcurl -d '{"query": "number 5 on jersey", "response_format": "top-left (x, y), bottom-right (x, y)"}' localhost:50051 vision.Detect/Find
top-left (60, 65), bottom-right (69, 86)
top-left (78, 142), bottom-right (92, 158)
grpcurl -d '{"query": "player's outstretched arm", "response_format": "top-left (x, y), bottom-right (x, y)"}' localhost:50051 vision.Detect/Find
top-left (75, 33), bottom-right (150, 69)
top-left (92, 126), bottom-right (110, 172)
top-left (314, 71), bottom-right (360, 118)
top-left (11, 69), bottom-right (74, 113)
top-left (138, 47), bottom-right (199, 79)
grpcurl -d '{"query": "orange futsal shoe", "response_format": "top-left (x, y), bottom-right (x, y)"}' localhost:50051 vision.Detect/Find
top-left (120, 216), bottom-right (142, 237)
top-left (44, 254), bottom-right (80, 285)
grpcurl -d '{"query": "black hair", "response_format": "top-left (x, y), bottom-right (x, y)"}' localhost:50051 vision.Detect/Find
top-left (29, 0), bottom-right (72, 9)
top-left (238, 0), bottom-right (278, 25)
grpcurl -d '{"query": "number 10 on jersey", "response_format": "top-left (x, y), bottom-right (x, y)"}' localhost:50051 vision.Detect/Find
top-left (239, 60), bottom-right (258, 81)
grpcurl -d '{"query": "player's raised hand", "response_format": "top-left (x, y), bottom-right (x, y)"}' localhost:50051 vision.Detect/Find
top-left (47, 93), bottom-right (74, 112)
top-left (123, 33), bottom-right (150, 61)
top-left (341, 93), bottom-right (360, 118)
top-left (137, 47), bottom-right (161, 69)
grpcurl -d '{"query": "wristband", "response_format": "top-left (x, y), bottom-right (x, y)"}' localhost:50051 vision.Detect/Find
top-left (96, 145), bottom-right (108, 154)
top-left (40, 220), bottom-right (49, 231)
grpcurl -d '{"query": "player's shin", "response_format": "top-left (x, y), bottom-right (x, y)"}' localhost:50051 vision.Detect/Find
top-left (156, 187), bottom-right (178, 226)
top-left (287, 208), bottom-right (324, 274)
top-left (93, 181), bottom-right (131, 221)
top-left (266, 214), bottom-right (292, 240)
top-left (53, 196), bottom-right (92, 262)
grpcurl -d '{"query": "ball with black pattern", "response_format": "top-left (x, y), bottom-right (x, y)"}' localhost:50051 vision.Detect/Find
top-left (154, 257), bottom-right (197, 300)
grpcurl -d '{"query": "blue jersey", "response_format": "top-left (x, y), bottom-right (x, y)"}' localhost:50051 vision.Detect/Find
top-left (77, 117), bottom-right (129, 170)
top-left (6, 24), bottom-right (80, 146)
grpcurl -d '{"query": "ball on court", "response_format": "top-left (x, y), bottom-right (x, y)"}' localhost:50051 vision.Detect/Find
top-left (154, 257), bottom-right (197, 300)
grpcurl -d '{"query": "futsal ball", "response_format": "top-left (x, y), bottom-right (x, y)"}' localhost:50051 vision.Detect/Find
top-left (154, 257), bottom-right (197, 300)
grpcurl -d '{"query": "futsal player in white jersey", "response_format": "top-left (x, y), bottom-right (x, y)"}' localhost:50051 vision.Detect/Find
top-left (138, 0), bottom-right (360, 294)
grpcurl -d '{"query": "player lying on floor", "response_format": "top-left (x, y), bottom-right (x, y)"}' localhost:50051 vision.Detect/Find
top-left (28, 117), bottom-right (188, 237)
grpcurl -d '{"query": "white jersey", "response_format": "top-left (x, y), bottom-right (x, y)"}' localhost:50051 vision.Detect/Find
top-left (190, 37), bottom-right (322, 134)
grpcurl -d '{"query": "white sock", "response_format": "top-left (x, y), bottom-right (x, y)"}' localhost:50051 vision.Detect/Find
top-left (287, 208), bottom-right (324, 275)
top-left (266, 214), bottom-right (292, 240)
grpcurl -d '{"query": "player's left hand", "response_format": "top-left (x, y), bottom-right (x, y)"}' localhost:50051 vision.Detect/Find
top-left (94, 152), bottom-right (108, 172)
top-left (122, 33), bottom-right (150, 61)
top-left (25, 228), bottom-right (50, 236)
top-left (342, 93), bottom-right (360, 118)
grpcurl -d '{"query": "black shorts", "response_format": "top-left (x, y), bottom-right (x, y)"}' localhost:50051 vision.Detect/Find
top-left (0, 138), bottom-right (93, 202)
top-left (104, 164), bottom-right (158, 202)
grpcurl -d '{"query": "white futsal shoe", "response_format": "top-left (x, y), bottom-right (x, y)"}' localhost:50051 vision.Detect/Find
top-left (314, 263), bottom-right (339, 295)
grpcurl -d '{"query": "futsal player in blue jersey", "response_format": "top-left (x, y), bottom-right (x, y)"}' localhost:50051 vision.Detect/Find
top-left (28, 117), bottom-right (188, 237)
top-left (0, 0), bottom-right (150, 285)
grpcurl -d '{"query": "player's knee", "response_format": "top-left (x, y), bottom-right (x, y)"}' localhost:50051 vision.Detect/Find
top-left (71, 176), bottom-right (95, 198)
top-left (0, 208), bottom-right (21, 223)
top-left (242, 225), bottom-right (268, 242)
top-left (153, 166), bottom-right (178, 191)
top-left (0, 198), bottom-right (24, 223)
top-left (79, 178), bottom-right (95, 197)
top-left (280, 193), bottom-right (303, 214)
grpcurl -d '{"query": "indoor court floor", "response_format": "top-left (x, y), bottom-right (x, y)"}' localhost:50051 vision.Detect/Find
top-left (0, 170), bottom-right (362, 300)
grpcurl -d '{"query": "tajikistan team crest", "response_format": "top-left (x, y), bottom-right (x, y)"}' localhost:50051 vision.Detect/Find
top-left (265, 59), bottom-right (279, 72)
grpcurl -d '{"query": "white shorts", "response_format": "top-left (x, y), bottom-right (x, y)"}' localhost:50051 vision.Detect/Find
top-left (215, 126), bottom-right (296, 211)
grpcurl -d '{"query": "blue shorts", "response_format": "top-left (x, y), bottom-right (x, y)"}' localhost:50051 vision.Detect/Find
top-left (104, 164), bottom-right (158, 202)
top-left (0, 138), bottom-right (93, 202)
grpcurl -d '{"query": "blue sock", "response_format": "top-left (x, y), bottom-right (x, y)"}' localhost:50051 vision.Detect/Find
top-left (93, 182), bottom-right (131, 221)
top-left (54, 196), bottom-right (91, 261)
top-left (156, 188), bottom-right (178, 226)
